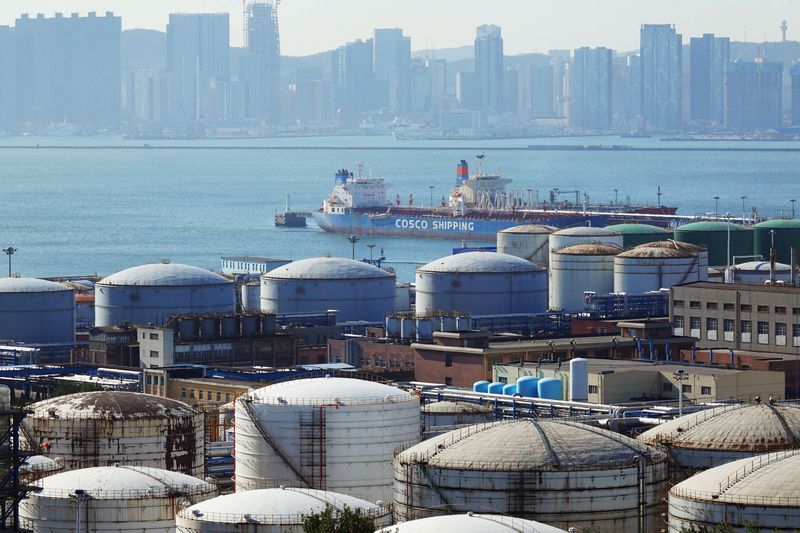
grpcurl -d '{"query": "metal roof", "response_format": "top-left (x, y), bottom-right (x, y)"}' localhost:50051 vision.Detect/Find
top-left (247, 376), bottom-right (414, 405)
top-left (732, 260), bottom-right (791, 271)
top-left (386, 514), bottom-right (567, 533)
top-left (498, 224), bottom-right (556, 234)
top-left (396, 419), bottom-right (665, 471)
top-left (552, 226), bottom-right (620, 236)
top-left (554, 243), bottom-right (622, 256)
top-left (676, 221), bottom-right (749, 232)
top-left (604, 223), bottom-right (670, 234)
top-left (418, 252), bottom-right (544, 273)
top-left (639, 402), bottom-right (800, 452)
top-left (617, 246), bottom-right (695, 259)
top-left (754, 219), bottom-right (800, 229)
top-left (264, 257), bottom-right (393, 280)
top-left (28, 391), bottom-right (200, 419)
top-left (0, 278), bottom-right (72, 293)
top-left (98, 263), bottom-right (230, 287)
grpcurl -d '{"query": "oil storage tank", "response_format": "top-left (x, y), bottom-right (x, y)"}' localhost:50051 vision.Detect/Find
top-left (673, 221), bottom-right (752, 267)
top-left (548, 226), bottom-right (623, 257)
top-left (614, 246), bottom-right (704, 294)
top-left (24, 391), bottom-right (205, 476)
top-left (496, 224), bottom-right (555, 266)
top-left (20, 465), bottom-right (217, 532)
top-left (0, 278), bottom-right (74, 344)
top-left (638, 402), bottom-right (800, 471)
top-left (422, 401), bottom-right (493, 437)
top-left (549, 244), bottom-right (620, 312)
top-left (234, 376), bottom-right (420, 501)
top-left (393, 419), bottom-right (669, 532)
top-left (668, 450), bottom-right (800, 532)
top-left (726, 260), bottom-right (791, 284)
top-left (415, 252), bottom-right (547, 316)
top-left (754, 218), bottom-right (800, 265)
top-left (95, 263), bottom-right (235, 326)
top-left (240, 281), bottom-right (261, 312)
top-left (261, 257), bottom-right (395, 322)
top-left (382, 514), bottom-right (568, 533)
top-left (604, 223), bottom-right (672, 249)
top-left (646, 240), bottom-right (709, 281)
top-left (176, 487), bottom-right (391, 533)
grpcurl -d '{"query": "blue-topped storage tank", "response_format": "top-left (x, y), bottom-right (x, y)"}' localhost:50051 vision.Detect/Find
top-left (516, 376), bottom-right (540, 397)
top-left (538, 378), bottom-right (562, 400)
top-left (502, 384), bottom-right (517, 396)
top-left (487, 382), bottom-right (505, 394)
top-left (473, 381), bottom-right (490, 393)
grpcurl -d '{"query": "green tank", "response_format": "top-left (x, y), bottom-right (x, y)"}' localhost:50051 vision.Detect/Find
top-left (604, 223), bottom-right (672, 249)
top-left (753, 219), bottom-right (800, 265)
top-left (674, 221), bottom-right (753, 267)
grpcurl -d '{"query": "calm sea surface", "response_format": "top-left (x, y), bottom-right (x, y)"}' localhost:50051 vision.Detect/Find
top-left (1, 134), bottom-right (799, 282)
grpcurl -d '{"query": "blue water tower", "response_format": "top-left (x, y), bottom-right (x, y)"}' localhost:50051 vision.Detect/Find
top-left (516, 376), bottom-right (540, 398)
top-left (473, 380), bottom-right (491, 393)
top-left (487, 382), bottom-right (505, 394)
top-left (538, 377), bottom-right (562, 400)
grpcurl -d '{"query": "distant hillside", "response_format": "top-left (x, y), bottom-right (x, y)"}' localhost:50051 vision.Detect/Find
top-left (121, 29), bottom-right (166, 73)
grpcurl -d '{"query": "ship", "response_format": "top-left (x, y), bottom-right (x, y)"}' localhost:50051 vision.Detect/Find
top-left (312, 156), bottom-right (678, 241)
top-left (274, 195), bottom-right (308, 228)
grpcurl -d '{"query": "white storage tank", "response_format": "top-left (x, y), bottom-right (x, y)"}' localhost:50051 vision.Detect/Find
top-left (415, 252), bottom-right (547, 316)
top-left (24, 391), bottom-right (205, 476)
top-left (20, 455), bottom-right (64, 484)
top-left (176, 487), bottom-right (392, 533)
top-left (548, 226), bottom-right (623, 257)
top-left (95, 263), bottom-right (235, 326)
top-left (496, 224), bottom-right (555, 266)
top-left (614, 246), bottom-right (704, 294)
top-left (549, 244), bottom-right (621, 312)
top-left (235, 376), bottom-right (420, 502)
top-left (645, 240), bottom-right (709, 281)
top-left (20, 465), bottom-right (217, 533)
top-left (569, 358), bottom-right (589, 401)
top-left (0, 278), bottom-right (75, 344)
top-left (261, 257), bottom-right (395, 322)
top-left (668, 450), bottom-right (800, 532)
top-left (726, 260), bottom-right (792, 284)
top-left (421, 401), bottom-right (493, 437)
top-left (240, 281), bottom-right (261, 311)
top-left (380, 513), bottom-right (568, 533)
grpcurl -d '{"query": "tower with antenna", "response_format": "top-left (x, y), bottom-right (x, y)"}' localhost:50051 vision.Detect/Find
top-left (781, 20), bottom-right (788, 42)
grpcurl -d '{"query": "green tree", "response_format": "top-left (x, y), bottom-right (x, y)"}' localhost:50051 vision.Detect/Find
top-left (302, 504), bottom-right (376, 533)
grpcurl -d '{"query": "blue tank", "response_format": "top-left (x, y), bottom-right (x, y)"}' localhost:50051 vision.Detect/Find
top-left (538, 378), bottom-right (562, 400)
top-left (473, 380), bottom-right (491, 393)
top-left (516, 376), bottom-right (539, 397)
top-left (502, 384), bottom-right (517, 396)
top-left (487, 382), bottom-right (505, 394)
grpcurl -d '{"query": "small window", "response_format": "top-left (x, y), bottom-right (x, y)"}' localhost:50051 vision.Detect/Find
top-left (794, 308), bottom-right (800, 315)
top-left (690, 317), bottom-right (701, 329)
top-left (706, 318), bottom-right (718, 330)
top-left (445, 354), bottom-right (453, 368)
top-left (198, 391), bottom-right (204, 400)
top-left (145, 375), bottom-right (152, 385)
top-left (150, 350), bottom-right (159, 357)
top-left (724, 303), bottom-right (735, 311)
top-left (741, 321), bottom-right (752, 333)
top-left (149, 333), bottom-right (159, 340)
top-left (497, 376), bottom-right (508, 384)
top-left (706, 302), bottom-right (718, 310)
top-left (444, 377), bottom-right (453, 386)
top-left (701, 386), bottom-right (711, 396)
top-left (190, 389), bottom-right (195, 399)
top-left (724, 319), bottom-right (735, 332)
top-left (776, 306), bottom-right (787, 315)
top-left (216, 392), bottom-right (222, 402)
top-left (588, 385), bottom-right (599, 394)
top-left (757, 321), bottom-right (770, 335)
top-left (777, 323), bottom-right (788, 336)
top-left (757, 305), bottom-right (769, 313)
top-left (673, 300), bottom-right (685, 308)
top-left (689, 301), bottom-right (701, 309)
top-left (142, 332), bottom-right (146, 339)
top-left (674, 316), bottom-right (685, 328)
top-left (180, 388), bottom-right (186, 398)
top-left (682, 384), bottom-right (692, 393)
top-left (662, 382), bottom-right (673, 392)
top-left (740, 304), bottom-right (751, 312)
top-left (225, 393), bottom-right (231, 401)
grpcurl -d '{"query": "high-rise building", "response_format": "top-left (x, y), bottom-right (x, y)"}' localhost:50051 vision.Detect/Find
top-left (406, 59), bottom-right (432, 113)
top-left (549, 50), bottom-right (570, 118)
top-left (246, 1), bottom-right (281, 124)
top-left (15, 12), bottom-right (121, 126)
top-left (0, 26), bottom-right (14, 128)
top-left (625, 55), bottom-right (642, 119)
top-left (503, 69), bottom-right (519, 115)
top-left (456, 71), bottom-right (479, 110)
top-left (474, 25), bottom-right (504, 113)
top-left (791, 64), bottom-right (800, 126)
top-left (425, 58), bottom-right (447, 110)
top-left (373, 28), bottom-right (410, 111)
top-left (640, 24), bottom-right (682, 129)
top-left (530, 63), bottom-right (554, 118)
top-left (724, 59), bottom-right (783, 131)
top-left (292, 67), bottom-right (333, 124)
top-left (690, 33), bottom-right (729, 124)
top-left (332, 39), bottom-right (378, 114)
top-left (568, 47), bottom-right (613, 130)
top-left (167, 13), bottom-right (229, 123)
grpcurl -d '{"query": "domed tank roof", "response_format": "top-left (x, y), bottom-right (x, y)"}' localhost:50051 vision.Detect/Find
top-left (618, 246), bottom-right (694, 259)
top-left (671, 450), bottom-right (800, 506)
top-left (732, 260), bottom-right (791, 271)
top-left (676, 221), bottom-right (748, 232)
top-left (33, 465), bottom-right (214, 499)
top-left (421, 401), bottom-right (491, 414)
top-left (646, 240), bottom-right (707, 253)
top-left (180, 487), bottom-right (384, 524)
top-left (418, 252), bottom-right (544, 273)
top-left (29, 391), bottom-right (199, 420)
top-left (20, 455), bottom-right (62, 474)
top-left (639, 402), bottom-right (800, 453)
top-left (265, 257), bottom-right (393, 280)
top-left (498, 224), bottom-right (556, 235)
top-left (99, 263), bottom-right (230, 287)
top-left (247, 376), bottom-right (413, 405)
top-left (397, 420), bottom-right (665, 471)
top-left (554, 243), bottom-right (622, 256)
top-left (604, 223), bottom-right (670, 235)
top-left (0, 278), bottom-right (72, 293)
top-left (754, 219), bottom-right (800, 229)
top-left (552, 226), bottom-right (620, 236)
top-left (384, 513), bottom-right (567, 533)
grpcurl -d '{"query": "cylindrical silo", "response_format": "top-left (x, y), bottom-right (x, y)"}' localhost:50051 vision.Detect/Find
top-left (548, 226), bottom-right (623, 257)
top-left (380, 514), bottom-right (568, 533)
top-left (20, 465), bottom-right (217, 533)
top-left (415, 252), bottom-right (547, 316)
top-left (668, 450), bottom-right (800, 532)
top-left (569, 358), bottom-right (589, 401)
top-left (487, 382), bottom-right (505, 394)
top-left (753, 218), bottom-right (800, 265)
top-left (727, 260), bottom-right (791, 284)
top-left (0, 278), bottom-right (75, 344)
top-left (24, 391), bottom-right (205, 476)
top-left (549, 244), bottom-right (621, 312)
top-left (20, 455), bottom-right (64, 484)
top-left (241, 281), bottom-right (261, 311)
top-left (394, 419), bottom-right (669, 532)
top-left (95, 263), bottom-right (236, 326)
top-left (261, 257), bottom-right (396, 322)
top-left (234, 376), bottom-right (420, 502)
top-left (537, 378), bottom-right (562, 400)
top-left (645, 240), bottom-right (709, 281)
top-left (674, 221), bottom-right (753, 267)
top-left (516, 376), bottom-right (539, 397)
top-left (176, 487), bottom-right (392, 533)
top-left (496, 224), bottom-right (555, 266)
top-left (422, 401), bottom-right (493, 438)
top-left (614, 246), bottom-right (704, 294)
top-left (604, 223), bottom-right (672, 249)
top-left (473, 381), bottom-right (491, 393)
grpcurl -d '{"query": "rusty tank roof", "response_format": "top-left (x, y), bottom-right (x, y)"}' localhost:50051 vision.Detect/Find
top-left (29, 391), bottom-right (200, 420)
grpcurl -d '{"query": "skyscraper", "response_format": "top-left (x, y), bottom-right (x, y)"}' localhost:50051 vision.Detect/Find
top-left (792, 64), bottom-right (800, 126)
top-left (569, 47), bottom-right (613, 130)
top-left (474, 25), bottom-right (504, 113)
top-left (640, 24), bottom-right (682, 129)
top-left (0, 26), bottom-right (14, 128)
top-left (724, 59), bottom-right (783, 131)
top-left (530, 63), bottom-right (554, 118)
top-left (332, 39), bottom-right (377, 114)
top-left (167, 13), bottom-right (230, 123)
top-left (425, 58), bottom-right (447, 111)
top-left (690, 33), bottom-right (729, 124)
top-left (246, 1), bottom-right (281, 124)
top-left (549, 50), bottom-right (570, 118)
top-left (373, 28), bottom-right (410, 111)
top-left (456, 71), bottom-right (479, 110)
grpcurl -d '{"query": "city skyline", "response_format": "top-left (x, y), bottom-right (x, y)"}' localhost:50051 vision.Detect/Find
top-left (0, 0), bottom-right (795, 57)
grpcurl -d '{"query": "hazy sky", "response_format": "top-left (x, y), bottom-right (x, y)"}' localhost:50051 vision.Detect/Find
top-left (0, 0), bottom-right (795, 56)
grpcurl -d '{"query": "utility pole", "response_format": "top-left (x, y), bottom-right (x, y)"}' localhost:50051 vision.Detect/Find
top-left (2, 247), bottom-right (16, 277)
top-left (347, 235), bottom-right (359, 260)
top-left (673, 369), bottom-right (688, 417)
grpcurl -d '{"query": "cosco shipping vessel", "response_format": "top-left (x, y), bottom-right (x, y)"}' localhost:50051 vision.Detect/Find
top-left (312, 157), bottom-right (678, 241)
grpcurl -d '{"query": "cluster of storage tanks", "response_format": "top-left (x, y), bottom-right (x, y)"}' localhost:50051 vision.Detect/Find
top-left (473, 358), bottom-right (588, 402)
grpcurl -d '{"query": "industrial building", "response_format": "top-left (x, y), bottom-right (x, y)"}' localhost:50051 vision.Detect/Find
top-left (220, 255), bottom-right (289, 275)
top-left (78, 324), bottom-right (140, 366)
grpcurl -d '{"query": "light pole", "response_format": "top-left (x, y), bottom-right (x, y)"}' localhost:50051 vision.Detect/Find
top-left (792, 199), bottom-right (796, 219)
top-left (347, 235), bottom-right (359, 260)
top-left (741, 195), bottom-right (747, 224)
top-left (673, 368), bottom-right (689, 417)
top-left (614, 188), bottom-right (618, 205)
top-left (2, 247), bottom-right (16, 277)
top-left (713, 196), bottom-right (720, 218)
top-left (367, 243), bottom-right (375, 262)
top-left (428, 185), bottom-right (434, 208)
